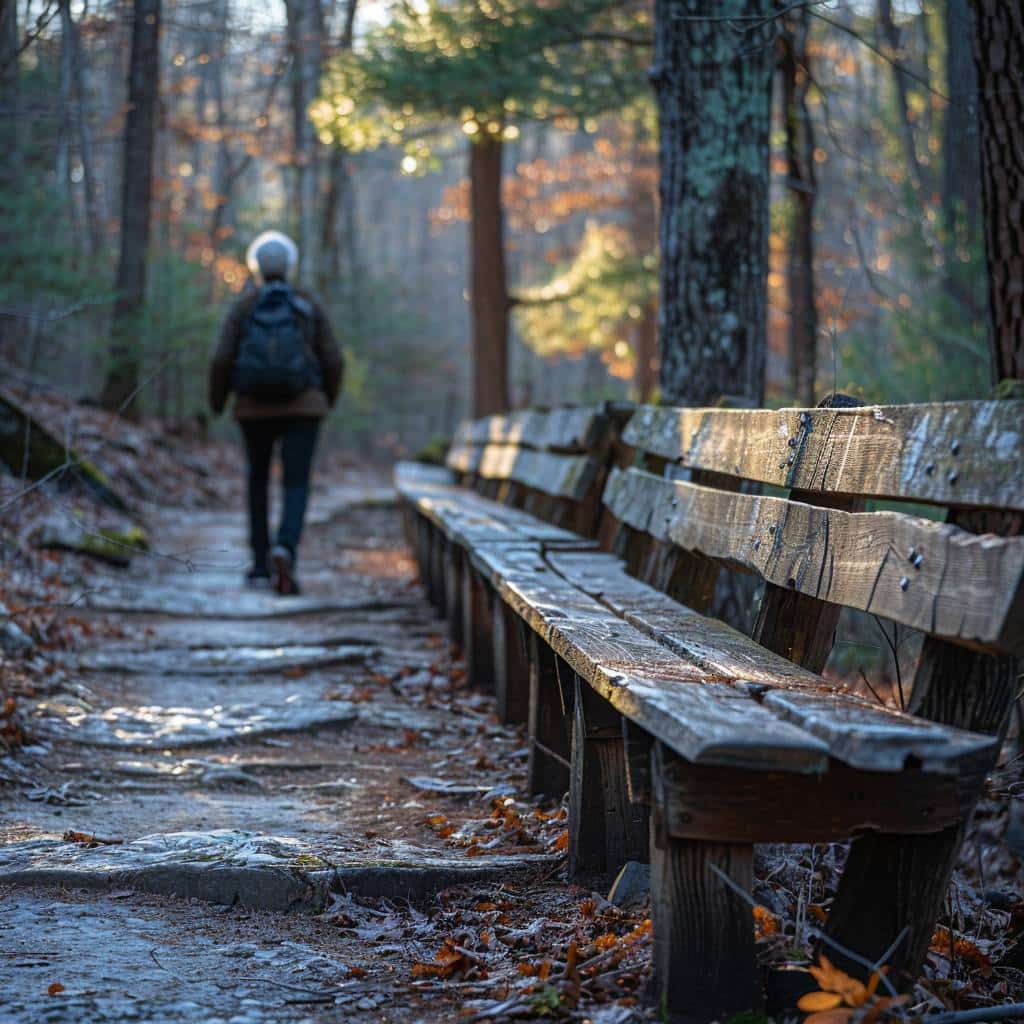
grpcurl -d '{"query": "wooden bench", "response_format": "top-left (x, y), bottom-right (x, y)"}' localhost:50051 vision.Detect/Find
top-left (395, 398), bottom-right (1023, 1022)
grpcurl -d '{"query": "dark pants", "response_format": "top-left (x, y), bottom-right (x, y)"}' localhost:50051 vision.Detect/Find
top-left (240, 418), bottom-right (321, 569)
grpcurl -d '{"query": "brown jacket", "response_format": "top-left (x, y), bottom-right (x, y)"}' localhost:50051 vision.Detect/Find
top-left (209, 285), bottom-right (344, 420)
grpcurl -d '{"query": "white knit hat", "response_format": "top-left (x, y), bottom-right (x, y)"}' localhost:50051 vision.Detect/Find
top-left (245, 230), bottom-right (299, 283)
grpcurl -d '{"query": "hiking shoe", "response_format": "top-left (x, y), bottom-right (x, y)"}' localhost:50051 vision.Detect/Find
top-left (245, 566), bottom-right (271, 590)
top-left (270, 544), bottom-right (300, 596)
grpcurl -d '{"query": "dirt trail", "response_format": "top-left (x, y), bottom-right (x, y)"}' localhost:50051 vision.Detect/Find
top-left (1, 471), bottom-right (648, 1023)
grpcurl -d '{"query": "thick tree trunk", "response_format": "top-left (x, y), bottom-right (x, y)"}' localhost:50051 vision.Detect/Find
top-left (469, 135), bottom-right (509, 416)
top-left (286, 0), bottom-right (323, 288)
top-left (970, 0), bottom-right (1024, 383)
top-left (780, 6), bottom-right (818, 407)
top-left (653, 0), bottom-right (772, 407)
top-left (100, 0), bottom-right (161, 415)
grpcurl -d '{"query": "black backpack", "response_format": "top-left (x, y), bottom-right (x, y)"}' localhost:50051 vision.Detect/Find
top-left (231, 283), bottom-right (322, 402)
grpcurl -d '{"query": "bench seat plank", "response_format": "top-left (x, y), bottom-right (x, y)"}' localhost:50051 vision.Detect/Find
top-left (469, 544), bottom-right (831, 773)
top-left (394, 460), bottom-right (457, 489)
top-left (623, 401), bottom-right (1024, 512)
top-left (603, 466), bottom-right (1024, 655)
top-left (544, 550), bottom-right (997, 776)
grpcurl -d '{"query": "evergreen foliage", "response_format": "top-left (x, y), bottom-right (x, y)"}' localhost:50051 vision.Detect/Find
top-left (313, 0), bottom-right (650, 162)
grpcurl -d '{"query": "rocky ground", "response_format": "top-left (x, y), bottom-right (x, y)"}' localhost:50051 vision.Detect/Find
top-left (0, 467), bottom-right (652, 1024)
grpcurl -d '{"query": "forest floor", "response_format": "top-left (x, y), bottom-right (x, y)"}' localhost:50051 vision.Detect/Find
top-left (0, 458), bottom-right (653, 1024)
top-left (2, 399), bottom-right (1023, 1023)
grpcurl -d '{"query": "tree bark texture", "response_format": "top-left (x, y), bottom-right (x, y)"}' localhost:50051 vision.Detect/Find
top-left (653, 0), bottom-right (773, 408)
top-left (469, 135), bottom-right (510, 416)
top-left (970, 0), bottom-right (1024, 383)
top-left (100, 0), bottom-right (161, 414)
top-left (780, 7), bottom-right (818, 407)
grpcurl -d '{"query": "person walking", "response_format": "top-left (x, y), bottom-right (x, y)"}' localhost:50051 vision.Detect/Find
top-left (209, 231), bottom-right (343, 595)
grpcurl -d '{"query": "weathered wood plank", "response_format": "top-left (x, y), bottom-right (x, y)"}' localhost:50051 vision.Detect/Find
top-left (446, 442), bottom-right (600, 502)
top-left (409, 487), bottom-right (597, 551)
top-left (454, 405), bottom-right (610, 452)
top-left (470, 545), bottom-right (831, 773)
top-left (623, 401), bottom-right (1024, 511)
top-left (393, 460), bottom-right (458, 493)
top-left (656, 757), bottom-right (978, 843)
top-left (544, 549), bottom-right (998, 775)
top-left (602, 467), bottom-right (1024, 654)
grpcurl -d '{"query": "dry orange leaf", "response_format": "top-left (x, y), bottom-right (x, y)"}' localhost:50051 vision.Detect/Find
top-left (753, 904), bottom-right (779, 939)
top-left (808, 955), bottom-right (868, 1004)
top-left (594, 933), bottom-right (618, 952)
top-left (552, 831), bottom-right (569, 852)
top-left (804, 1011), bottom-right (855, 1024)
top-left (47, 983), bottom-right (65, 996)
top-left (475, 901), bottom-right (499, 912)
top-left (798, 991), bottom-right (844, 1012)
top-left (537, 959), bottom-right (552, 982)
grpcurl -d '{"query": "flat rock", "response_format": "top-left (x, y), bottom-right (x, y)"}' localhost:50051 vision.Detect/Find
top-left (72, 643), bottom-right (374, 676)
top-left (31, 697), bottom-right (359, 748)
top-left (0, 830), bottom-right (557, 912)
top-left (84, 584), bottom-right (400, 618)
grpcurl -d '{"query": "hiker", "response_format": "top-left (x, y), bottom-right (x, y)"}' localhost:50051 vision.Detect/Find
top-left (209, 231), bottom-right (343, 595)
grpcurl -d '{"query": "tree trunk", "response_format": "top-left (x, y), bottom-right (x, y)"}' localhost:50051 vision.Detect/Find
top-left (100, 0), bottom-right (161, 415)
top-left (469, 135), bottom-right (509, 416)
top-left (970, 0), bottom-right (1024, 383)
top-left (878, 0), bottom-right (926, 196)
top-left (653, 0), bottom-right (773, 408)
top-left (943, 0), bottom-right (981, 243)
top-left (286, 0), bottom-right (323, 289)
top-left (780, 6), bottom-right (818, 407)
top-left (70, 0), bottom-right (103, 260)
top-left (320, 0), bottom-right (359, 301)
top-left (0, 0), bottom-right (19, 178)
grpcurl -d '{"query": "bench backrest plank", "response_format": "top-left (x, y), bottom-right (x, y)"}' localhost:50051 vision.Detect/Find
top-left (623, 401), bottom-right (1024, 512)
top-left (602, 465), bottom-right (1024, 655)
top-left (446, 404), bottom-right (631, 537)
top-left (453, 406), bottom-right (611, 452)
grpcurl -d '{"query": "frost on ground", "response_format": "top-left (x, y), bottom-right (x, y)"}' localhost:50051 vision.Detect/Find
top-left (1, 435), bottom-right (1022, 1022)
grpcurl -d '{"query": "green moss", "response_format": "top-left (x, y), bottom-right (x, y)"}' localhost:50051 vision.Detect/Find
top-left (415, 435), bottom-right (451, 466)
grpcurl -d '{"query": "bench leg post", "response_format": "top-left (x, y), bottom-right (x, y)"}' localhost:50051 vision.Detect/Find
top-left (461, 564), bottom-right (494, 691)
top-left (444, 544), bottom-right (464, 647)
top-left (569, 677), bottom-right (648, 882)
top-left (430, 532), bottom-right (449, 616)
top-left (824, 641), bottom-right (1015, 980)
top-left (650, 745), bottom-right (758, 1023)
top-left (493, 601), bottom-right (530, 724)
top-left (414, 516), bottom-right (432, 590)
top-left (527, 633), bottom-right (570, 797)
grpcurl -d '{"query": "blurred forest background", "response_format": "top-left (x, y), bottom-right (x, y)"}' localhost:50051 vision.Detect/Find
top-left (0, 0), bottom-right (993, 456)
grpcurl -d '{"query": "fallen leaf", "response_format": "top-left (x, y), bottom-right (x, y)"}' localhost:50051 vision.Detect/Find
top-left (804, 1011), bottom-right (855, 1024)
top-left (798, 991), bottom-right (844, 1012)
top-left (48, 983), bottom-right (64, 996)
